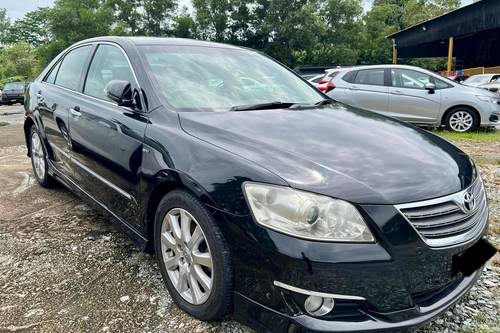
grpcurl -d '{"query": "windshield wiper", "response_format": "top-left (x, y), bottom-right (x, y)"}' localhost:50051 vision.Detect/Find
top-left (229, 101), bottom-right (297, 111)
top-left (314, 99), bottom-right (335, 106)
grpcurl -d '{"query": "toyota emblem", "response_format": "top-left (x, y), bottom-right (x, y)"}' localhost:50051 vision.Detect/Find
top-left (463, 191), bottom-right (475, 213)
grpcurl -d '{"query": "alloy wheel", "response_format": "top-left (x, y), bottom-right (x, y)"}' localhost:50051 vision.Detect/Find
top-left (31, 131), bottom-right (46, 180)
top-left (160, 208), bottom-right (214, 305)
top-left (449, 111), bottom-right (473, 132)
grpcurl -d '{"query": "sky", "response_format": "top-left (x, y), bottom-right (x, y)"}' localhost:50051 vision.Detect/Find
top-left (0, 0), bottom-right (476, 21)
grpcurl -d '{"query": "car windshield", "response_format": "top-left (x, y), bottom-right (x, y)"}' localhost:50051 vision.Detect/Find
top-left (139, 45), bottom-right (323, 112)
top-left (4, 83), bottom-right (24, 90)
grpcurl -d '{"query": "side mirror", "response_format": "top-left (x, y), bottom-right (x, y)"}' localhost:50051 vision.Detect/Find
top-left (104, 80), bottom-right (135, 107)
top-left (425, 82), bottom-right (436, 94)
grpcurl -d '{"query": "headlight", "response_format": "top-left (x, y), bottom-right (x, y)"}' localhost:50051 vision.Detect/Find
top-left (243, 182), bottom-right (374, 242)
top-left (476, 95), bottom-right (499, 104)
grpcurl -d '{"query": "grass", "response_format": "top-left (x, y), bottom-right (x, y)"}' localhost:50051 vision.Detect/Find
top-left (432, 129), bottom-right (500, 143)
top-left (0, 121), bottom-right (8, 127)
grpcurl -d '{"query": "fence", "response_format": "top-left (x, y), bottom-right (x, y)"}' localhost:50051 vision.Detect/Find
top-left (441, 65), bottom-right (500, 77)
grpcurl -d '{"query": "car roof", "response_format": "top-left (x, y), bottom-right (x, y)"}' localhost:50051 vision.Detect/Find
top-left (76, 36), bottom-right (243, 50)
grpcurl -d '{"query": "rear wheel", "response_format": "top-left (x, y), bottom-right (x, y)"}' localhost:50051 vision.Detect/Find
top-left (445, 107), bottom-right (479, 132)
top-left (154, 190), bottom-right (233, 321)
top-left (29, 126), bottom-right (55, 187)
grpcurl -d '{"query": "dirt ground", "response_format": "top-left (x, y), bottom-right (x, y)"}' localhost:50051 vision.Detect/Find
top-left (0, 104), bottom-right (498, 333)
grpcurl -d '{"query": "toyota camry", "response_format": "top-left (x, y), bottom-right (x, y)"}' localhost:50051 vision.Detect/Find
top-left (24, 37), bottom-right (496, 333)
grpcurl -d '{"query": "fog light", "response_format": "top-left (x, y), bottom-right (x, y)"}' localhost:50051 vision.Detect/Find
top-left (304, 295), bottom-right (335, 316)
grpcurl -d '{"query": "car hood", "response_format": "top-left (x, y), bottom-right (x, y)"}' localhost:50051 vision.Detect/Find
top-left (178, 104), bottom-right (474, 204)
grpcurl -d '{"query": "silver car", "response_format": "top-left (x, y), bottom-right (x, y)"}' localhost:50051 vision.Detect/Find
top-left (327, 65), bottom-right (500, 132)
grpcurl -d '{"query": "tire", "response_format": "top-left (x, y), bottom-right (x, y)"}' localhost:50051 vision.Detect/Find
top-left (154, 189), bottom-right (233, 321)
top-left (29, 126), bottom-right (55, 188)
top-left (444, 107), bottom-right (479, 132)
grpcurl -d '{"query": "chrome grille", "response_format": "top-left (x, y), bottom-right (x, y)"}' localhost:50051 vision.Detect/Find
top-left (396, 179), bottom-right (488, 247)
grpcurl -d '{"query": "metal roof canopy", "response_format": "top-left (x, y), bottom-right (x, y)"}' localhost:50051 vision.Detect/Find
top-left (387, 0), bottom-right (500, 67)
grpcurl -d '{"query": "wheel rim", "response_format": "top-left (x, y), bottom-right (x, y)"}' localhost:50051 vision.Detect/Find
top-left (160, 208), bottom-right (213, 305)
top-left (31, 131), bottom-right (46, 180)
top-left (449, 111), bottom-right (473, 132)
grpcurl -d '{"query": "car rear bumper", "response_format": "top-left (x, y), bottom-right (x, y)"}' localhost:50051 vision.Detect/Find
top-left (233, 268), bottom-right (481, 333)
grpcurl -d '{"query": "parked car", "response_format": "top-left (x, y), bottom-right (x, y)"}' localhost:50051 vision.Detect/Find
top-left (479, 81), bottom-right (500, 94)
top-left (307, 73), bottom-right (324, 84)
top-left (313, 68), bottom-right (341, 93)
top-left (0, 82), bottom-right (26, 105)
top-left (327, 65), bottom-right (500, 132)
top-left (462, 73), bottom-right (500, 87)
top-left (301, 73), bottom-right (321, 81)
top-left (25, 37), bottom-right (495, 333)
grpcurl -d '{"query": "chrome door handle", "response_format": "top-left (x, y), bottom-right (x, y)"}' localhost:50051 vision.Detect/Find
top-left (70, 106), bottom-right (81, 117)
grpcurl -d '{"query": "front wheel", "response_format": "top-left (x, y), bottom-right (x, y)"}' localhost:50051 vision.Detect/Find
top-left (154, 190), bottom-right (233, 321)
top-left (445, 107), bottom-right (479, 132)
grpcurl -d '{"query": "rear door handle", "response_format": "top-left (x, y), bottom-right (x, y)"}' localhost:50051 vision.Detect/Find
top-left (349, 86), bottom-right (358, 90)
top-left (70, 106), bottom-right (81, 118)
top-left (392, 90), bottom-right (404, 95)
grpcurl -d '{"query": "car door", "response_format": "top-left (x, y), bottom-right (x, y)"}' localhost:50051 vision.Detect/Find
top-left (387, 68), bottom-right (441, 123)
top-left (345, 68), bottom-right (389, 113)
top-left (68, 43), bottom-right (147, 227)
top-left (37, 45), bottom-right (94, 179)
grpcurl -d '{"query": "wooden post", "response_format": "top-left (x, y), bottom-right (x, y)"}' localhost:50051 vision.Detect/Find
top-left (392, 39), bottom-right (398, 64)
top-left (447, 36), bottom-right (454, 75)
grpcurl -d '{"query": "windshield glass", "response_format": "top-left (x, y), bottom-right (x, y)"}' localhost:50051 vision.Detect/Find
top-left (140, 45), bottom-right (323, 111)
top-left (4, 83), bottom-right (24, 90)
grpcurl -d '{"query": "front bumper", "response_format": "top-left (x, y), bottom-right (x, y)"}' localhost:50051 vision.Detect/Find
top-left (0, 94), bottom-right (23, 103)
top-left (234, 269), bottom-right (481, 333)
top-left (217, 197), bottom-right (489, 333)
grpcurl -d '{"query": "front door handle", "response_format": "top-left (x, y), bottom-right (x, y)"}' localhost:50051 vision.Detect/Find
top-left (70, 106), bottom-right (81, 118)
top-left (349, 86), bottom-right (358, 90)
top-left (392, 90), bottom-right (404, 95)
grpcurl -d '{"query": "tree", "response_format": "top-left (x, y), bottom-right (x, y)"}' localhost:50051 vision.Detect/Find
top-left (173, 7), bottom-right (198, 38)
top-left (192, 0), bottom-right (231, 41)
top-left (5, 8), bottom-right (51, 47)
top-left (0, 42), bottom-right (38, 80)
top-left (0, 8), bottom-right (10, 45)
top-left (143, 0), bottom-right (178, 36)
top-left (48, 0), bottom-right (113, 45)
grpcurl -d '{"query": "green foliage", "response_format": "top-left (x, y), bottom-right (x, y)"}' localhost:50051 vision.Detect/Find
top-left (5, 8), bottom-right (51, 47)
top-left (0, 43), bottom-right (38, 80)
top-left (0, 0), bottom-right (463, 83)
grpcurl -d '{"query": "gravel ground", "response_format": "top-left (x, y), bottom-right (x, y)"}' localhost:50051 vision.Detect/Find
top-left (0, 106), bottom-right (498, 333)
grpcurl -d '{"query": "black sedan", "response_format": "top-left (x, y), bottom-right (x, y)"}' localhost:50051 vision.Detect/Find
top-left (24, 37), bottom-right (495, 333)
top-left (1, 82), bottom-right (26, 105)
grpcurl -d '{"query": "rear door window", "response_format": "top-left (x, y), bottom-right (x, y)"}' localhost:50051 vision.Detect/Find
top-left (354, 69), bottom-right (385, 86)
top-left (44, 61), bottom-right (62, 84)
top-left (55, 45), bottom-right (92, 91)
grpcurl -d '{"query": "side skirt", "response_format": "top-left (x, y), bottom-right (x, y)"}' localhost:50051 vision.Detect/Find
top-left (48, 163), bottom-right (149, 250)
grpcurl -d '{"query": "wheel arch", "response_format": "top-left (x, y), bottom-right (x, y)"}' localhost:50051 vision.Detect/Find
top-left (441, 105), bottom-right (481, 126)
top-left (144, 172), bottom-right (223, 254)
top-left (23, 116), bottom-right (36, 157)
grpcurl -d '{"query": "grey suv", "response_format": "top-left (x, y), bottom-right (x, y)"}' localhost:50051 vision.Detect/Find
top-left (327, 65), bottom-right (500, 132)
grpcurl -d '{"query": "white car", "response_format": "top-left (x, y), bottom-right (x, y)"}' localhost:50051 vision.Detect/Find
top-left (462, 74), bottom-right (500, 87)
top-left (326, 65), bottom-right (500, 132)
